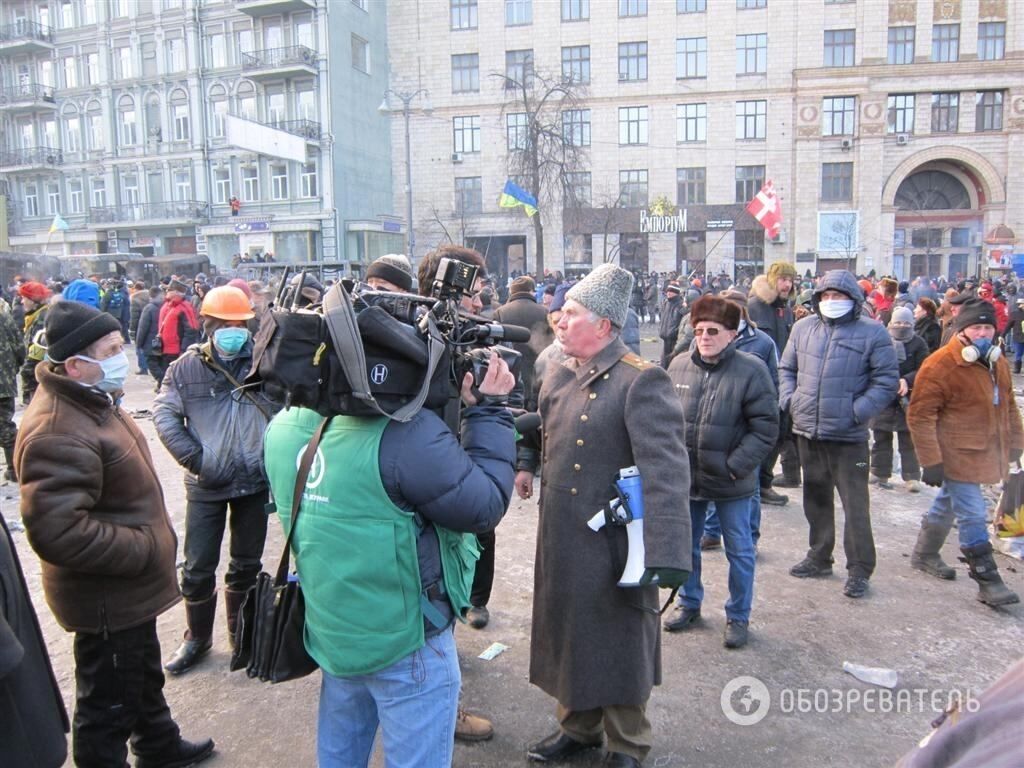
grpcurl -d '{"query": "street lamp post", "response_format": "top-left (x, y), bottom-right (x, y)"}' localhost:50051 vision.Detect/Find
top-left (380, 88), bottom-right (430, 260)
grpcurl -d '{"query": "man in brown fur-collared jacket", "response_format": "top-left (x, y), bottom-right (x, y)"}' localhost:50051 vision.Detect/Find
top-left (516, 264), bottom-right (691, 768)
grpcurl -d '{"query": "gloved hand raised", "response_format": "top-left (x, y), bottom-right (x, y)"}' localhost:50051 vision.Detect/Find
top-left (921, 464), bottom-right (944, 487)
top-left (639, 568), bottom-right (689, 590)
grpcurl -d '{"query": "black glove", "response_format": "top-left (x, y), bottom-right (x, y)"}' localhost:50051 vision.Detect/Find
top-left (639, 568), bottom-right (690, 590)
top-left (921, 464), bottom-right (945, 488)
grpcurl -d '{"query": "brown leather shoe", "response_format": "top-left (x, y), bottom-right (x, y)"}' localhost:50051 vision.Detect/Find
top-left (455, 707), bottom-right (494, 742)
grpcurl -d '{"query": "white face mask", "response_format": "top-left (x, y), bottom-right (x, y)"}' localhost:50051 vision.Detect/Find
top-left (819, 299), bottom-right (854, 319)
top-left (737, 319), bottom-right (747, 334)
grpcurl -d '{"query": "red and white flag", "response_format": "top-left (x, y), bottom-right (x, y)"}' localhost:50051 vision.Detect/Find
top-left (745, 180), bottom-right (783, 239)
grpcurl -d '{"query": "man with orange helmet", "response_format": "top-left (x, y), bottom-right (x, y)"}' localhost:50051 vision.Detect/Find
top-left (153, 286), bottom-right (278, 675)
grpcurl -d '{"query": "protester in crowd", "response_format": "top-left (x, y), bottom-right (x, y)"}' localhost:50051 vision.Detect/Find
top-left (517, 264), bottom-right (690, 768)
top-left (914, 297), bottom-right (942, 354)
top-left (871, 278), bottom-right (899, 325)
top-left (154, 287), bottom-right (277, 675)
top-left (100, 279), bottom-right (131, 342)
top-left (494, 274), bottom-right (553, 415)
top-left (665, 295), bottom-right (777, 650)
top-left (248, 280), bottom-right (274, 328)
top-left (658, 282), bottom-right (685, 367)
top-left (0, 296), bottom-right (23, 482)
top-left (129, 282), bottom-right (151, 374)
top-left (643, 274), bottom-right (659, 324)
top-left (940, 291), bottom-right (975, 346)
top-left (779, 270), bottom-right (898, 599)
top-left (907, 299), bottom-right (1021, 606)
top-left (18, 281), bottom-right (51, 405)
top-left (365, 253), bottom-right (416, 293)
top-left (793, 289), bottom-right (814, 321)
top-left (63, 278), bottom-right (100, 309)
top-left (155, 279), bottom-right (200, 392)
top-left (16, 301), bottom-right (214, 768)
top-left (622, 307), bottom-right (642, 356)
top-left (136, 286), bottom-right (166, 390)
top-left (977, 282), bottom-right (1009, 339)
top-left (1007, 296), bottom-right (1024, 374)
top-left (869, 307), bottom-right (928, 493)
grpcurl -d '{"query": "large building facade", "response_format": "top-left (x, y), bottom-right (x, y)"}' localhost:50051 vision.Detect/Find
top-left (387, 0), bottom-right (1023, 283)
top-left (0, 0), bottom-right (398, 279)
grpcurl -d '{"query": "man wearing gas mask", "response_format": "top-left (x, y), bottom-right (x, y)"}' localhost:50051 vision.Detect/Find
top-left (153, 286), bottom-right (278, 674)
top-left (907, 299), bottom-right (1022, 607)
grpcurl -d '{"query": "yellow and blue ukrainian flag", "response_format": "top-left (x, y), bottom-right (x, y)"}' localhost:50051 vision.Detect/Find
top-left (499, 180), bottom-right (538, 217)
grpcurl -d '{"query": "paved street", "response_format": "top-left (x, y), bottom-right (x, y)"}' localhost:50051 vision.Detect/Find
top-left (6, 333), bottom-right (1022, 768)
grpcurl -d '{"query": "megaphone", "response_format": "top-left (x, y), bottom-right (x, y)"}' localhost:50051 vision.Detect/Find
top-left (587, 466), bottom-right (651, 588)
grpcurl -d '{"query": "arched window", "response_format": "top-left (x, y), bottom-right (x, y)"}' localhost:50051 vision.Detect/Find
top-left (209, 84), bottom-right (228, 138)
top-left (234, 80), bottom-right (256, 121)
top-left (118, 94), bottom-right (137, 146)
top-left (169, 88), bottom-right (190, 142)
top-left (895, 170), bottom-right (970, 211)
top-left (145, 92), bottom-right (162, 141)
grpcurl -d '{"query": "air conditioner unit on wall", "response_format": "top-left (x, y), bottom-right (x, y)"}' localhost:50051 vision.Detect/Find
top-left (896, 133), bottom-right (910, 145)
top-left (451, 152), bottom-right (463, 163)
top-left (771, 229), bottom-right (787, 244)
top-left (840, 138), bottom-right (854, 150)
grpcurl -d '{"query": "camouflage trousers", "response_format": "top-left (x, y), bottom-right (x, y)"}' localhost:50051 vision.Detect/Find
top-left (0, 396), bottom-right (16, 450)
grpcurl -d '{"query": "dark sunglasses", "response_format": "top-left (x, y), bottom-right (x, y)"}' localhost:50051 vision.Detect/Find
top-left (693, 327), bottom-right (722, 337)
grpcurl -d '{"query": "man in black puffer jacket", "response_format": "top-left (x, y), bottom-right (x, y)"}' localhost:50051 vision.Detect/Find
top-left (665, 295), bottom-right (778, 650)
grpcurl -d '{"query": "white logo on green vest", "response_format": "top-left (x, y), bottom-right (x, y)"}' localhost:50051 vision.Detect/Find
top-left (295, 445), bottom-right (327, 490)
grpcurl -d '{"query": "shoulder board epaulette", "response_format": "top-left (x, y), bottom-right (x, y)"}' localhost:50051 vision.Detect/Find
top-left (619, 353), bottom-right (650, 371)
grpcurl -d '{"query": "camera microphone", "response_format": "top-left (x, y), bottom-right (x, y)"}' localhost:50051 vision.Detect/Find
top-left (469, 323), bottom-right (531, 343)
top-left (514, 412), bottom-right (541, 435)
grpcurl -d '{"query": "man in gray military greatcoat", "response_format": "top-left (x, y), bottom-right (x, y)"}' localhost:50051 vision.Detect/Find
top-left (515, 263), bottom-right (691, 768)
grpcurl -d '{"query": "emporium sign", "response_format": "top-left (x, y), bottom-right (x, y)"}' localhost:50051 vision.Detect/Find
top-left (640, 205), bottom-right (688, 234)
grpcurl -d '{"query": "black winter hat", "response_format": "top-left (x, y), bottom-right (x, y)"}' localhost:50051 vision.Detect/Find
top-left (954, 299), bottom-right (997, 332)
top-left (45, 300), bottom-right (122, 363)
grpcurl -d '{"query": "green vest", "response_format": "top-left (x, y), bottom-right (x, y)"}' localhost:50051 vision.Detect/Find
top-left (264, 406), bottom-right (479, 677)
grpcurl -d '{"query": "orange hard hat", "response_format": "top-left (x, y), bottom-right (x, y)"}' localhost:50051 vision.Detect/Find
top-left (200, 286), bottom-right (254, 320)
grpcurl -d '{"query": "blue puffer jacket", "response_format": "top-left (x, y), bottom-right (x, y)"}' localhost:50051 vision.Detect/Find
top-left (779, 270), bottom-right (898, 443)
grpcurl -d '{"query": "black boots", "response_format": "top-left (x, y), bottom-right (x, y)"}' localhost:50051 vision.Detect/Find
top-left (911, 523), bottom-right (956, 580)
top-left (960, 543), bottom-right (1020, 607)
top-left (164, 593), bottom-right (217, 675)
top-left (1014, 359), bottom-right (1022, 375)
top-left (135, 738), bottom-right (215, 768)
top-left (224, 589), bottom-right (247, 650)
top-left (3, 445), bottom-right (15, 482)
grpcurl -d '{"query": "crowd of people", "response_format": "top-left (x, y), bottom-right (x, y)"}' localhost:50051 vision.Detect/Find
top-left (1, 251), bottom-right (1022, 768)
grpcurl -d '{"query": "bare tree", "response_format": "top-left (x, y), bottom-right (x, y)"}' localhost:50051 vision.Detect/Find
top-left (497, 66), bottom-right (589, 276)
top-left (820, 213), bottom-right (861, 273)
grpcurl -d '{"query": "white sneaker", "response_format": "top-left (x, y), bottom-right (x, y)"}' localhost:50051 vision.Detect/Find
top-left (905, 480), bottom-right (922, 493)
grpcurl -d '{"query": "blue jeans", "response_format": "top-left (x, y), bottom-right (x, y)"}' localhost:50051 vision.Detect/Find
top-left (135, 344), bottom-right (149, 374)
top-left (680, 497), bottom-right (756, 622)
top-left (924, 480), bottom-right (989, 548)
top-left (317, 627), bottom-right (460, 768)
top-left (1013, 341), bottom-right (1024, 365)
top-left (703, 487), bottom-right (762, 545)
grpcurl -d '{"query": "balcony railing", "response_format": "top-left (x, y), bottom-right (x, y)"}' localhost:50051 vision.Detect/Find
top-left (268, 118), bottom-right (321, 141)
top-left (241, 45), bottom-right (316, 71)
top-left (87, 201), bottom-right (210, 225)
top-left (0, 83), bottom-right (56, 105)
top-left (0, 20), bottom-right (54, 45)
top-left (0, 146), bottom-right (63, 168)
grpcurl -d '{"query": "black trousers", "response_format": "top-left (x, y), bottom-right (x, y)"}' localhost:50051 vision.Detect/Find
top-left (470, 529), bottom-right (495, 608)
top-left (796, 436), bottom-right (876, 578)
top-left (181, 491), bottom-right (269, 602)
top-left (0, 395), bottom-right (17, 449)
top-left (870, 429), bottom-right (921, 481)
top-left (73, 619), bottom-right (180, 768)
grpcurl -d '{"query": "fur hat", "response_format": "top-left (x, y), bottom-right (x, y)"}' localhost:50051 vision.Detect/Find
top-left (366, 253), bottom-right (414, 292)
top-left (766, 261), bottom-right (798, 283)
top-left (45, 300), bottom-right (122, 363)
top-left (890, 306), bottom-right (914, 326)
top-left (167, 278), bottom-right (189, 294)
top-left (565, 264), bottom-right (634, 327)
top-left (719, 288), bottom-right (748, 309)
top-left (510, 275), bottom-right (536, 297)
top-left (880, 277), bottom-right (898, 296)
top-left (954, 299), bottom-right (997, 331)
top-left (689, 295), bottom-right (741, 331)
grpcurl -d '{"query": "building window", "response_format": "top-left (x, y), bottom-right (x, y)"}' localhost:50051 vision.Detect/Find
top-left (235, 25), bottom-right (254, 63)
top-left (887, 94), bottom-right (915, 134)
top-left (506, 113), bottom-right (528, 150)
top-left (562, 109), bottom-right (591, 147)
top-left (822, 96), bottom-right (856, 135)
top-left (451, 53), bottom-right (479, 93)
top-left (174, 171), bottom-right (191, 201)
top-left (619, 0), bottom-right (647, 16)
top-left (172, 103), bottom-right (190, 142)
top-left (270, 164), bottom-right (288, 200)
top-left (115, 46), bottom-right (132, 79)
top-left (618, 42), bottom-right (648, 81)
top-left (618, 106), bottom-right (648, 145)
top-left (911, 228), bottom-right (943, 248)
top-left (562, 0), bottom-right (588, 21)
top-left (506, 0), bottom-right (532, 26)
top-left (214, 169), bottom-right (231, 204)
top-left (932, 24), bottom-right (959, 62)
top-left (119, 96), bottom-right (137, 146)
top-left (821, 162), bottom-right (853, 202)
top-left (211, 99), bottom-right (228, 139)
top-left (121, 174), bottom-right (139, 206)
top-left (561, 45), bottom-right (590, 84)
top-left (676, 37), bottom-right (707, 78)
top-left (978, 22), bottom-right (1005, 61)
top-left (735, 165), bottom-right (764, 203)
top-left (91, 179), bottom-right (106, 207)
top-left (65, 116), bottom-right (82, 152)
top-left (931, 93), bottom-right (959, 133)
top-left (451, 0), bottom-right (477, 30)
top-left (735, 230), bottom-right (764, 265)
top-left (824, 29), bottom-right (855, 67)
top-left (950, 227), bottom-right (971, 247)
top-left (24, 185), bottom-right (39, 217)
top-left (242, 166), bottom-right (259, 201)
top-left (453, 116), bottom-right (481, 153)
top-left (677, 167), bottom-right (706, 205)
top-left (88, 110), bottom-right (103, 150)
top-left (676, 103), bottom-right (707, 142)
top-left (236, 83), bottom-right (256, 121)
top-left (68, 180), bottom-right (83, 214)
top-left (301, 162), bottom-right (318, 198)
top-left (976, 91), bottom-right (1003, 132)
top-left (565, 171), bottom-right (591, 206)
top-left (112, 0), bottom-right (128, 16)
top-left (85, 53), bottom-right (99, 85)
top-left (166, 37), bottom-right (185, 72)
top-left (736, 33), bottom-right (767, 74)
top-left (207, 32), bottom-right (226, 68)
top-left (47, 183), bottom-right (61, 216)
top-left (59, 1), bottom-right (73, 27)
top-left (737, 0), bottom-right (766, 7)
top-left (887, 26), bottom-right (914, 64)
top-left (678, 0), bottom-right (706, 11)
top-left (736, 100), bottom-right (767, 140)
top-left (63, 56), bottom-right (77, 88)
top-left (505, 49), bottom-right (534, 87)
top-left (455, 176), bottom-right (483, 214)
top-left (619, 170), bottom-right (648, 207)
top-left (351, 35), bottom-right (370, 73)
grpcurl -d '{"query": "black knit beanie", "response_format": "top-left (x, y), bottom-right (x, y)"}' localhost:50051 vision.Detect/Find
top-left (45, 301), bottom-right (123, 363)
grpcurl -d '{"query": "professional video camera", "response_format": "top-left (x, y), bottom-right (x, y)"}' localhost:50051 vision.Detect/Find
top-left (246, 258), bottom-right (529, 421)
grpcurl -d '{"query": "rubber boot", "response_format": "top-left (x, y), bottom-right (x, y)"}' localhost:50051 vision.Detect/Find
top-left (3, 445), bottom-right (16, 483)
top-left (224, 588), bottom-right (247, 651)
top-left (960, 543), bottom-right (1020, 607)
top-left (164, 592), bottom-right (217, 675)
top-left (910, 522), bottom-right (956, 580)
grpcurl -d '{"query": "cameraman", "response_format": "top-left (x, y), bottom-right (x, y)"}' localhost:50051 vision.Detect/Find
top-left (263, 342), bottom-right (515, 766)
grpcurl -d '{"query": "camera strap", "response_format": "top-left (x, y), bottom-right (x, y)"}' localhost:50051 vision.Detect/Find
top-left (322, 282), bottom-right (445, 423)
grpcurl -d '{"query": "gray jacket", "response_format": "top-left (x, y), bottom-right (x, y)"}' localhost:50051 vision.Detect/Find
top-left (779, 270), bottom-right (898, 443)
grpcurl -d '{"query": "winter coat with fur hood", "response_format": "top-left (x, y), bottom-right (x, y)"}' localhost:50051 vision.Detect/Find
top-left (747, 274), bottom-right (794, 354)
